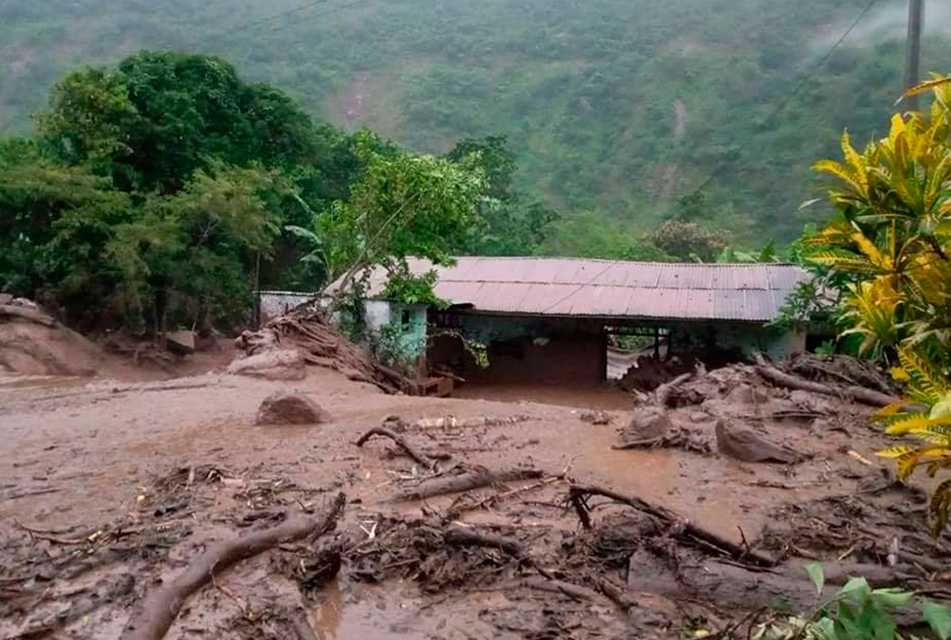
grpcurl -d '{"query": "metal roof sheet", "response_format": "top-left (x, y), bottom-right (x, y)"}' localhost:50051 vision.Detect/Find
top-left (364, 257), bottom-right (810, 322)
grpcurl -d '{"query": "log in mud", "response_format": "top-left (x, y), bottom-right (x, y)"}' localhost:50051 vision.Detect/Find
top-left (119, 493), bottom-right (345, 640)
top-left (754, 364), bottom-right (897, 408)
top-left (396, 467), bottom-right (544, 501)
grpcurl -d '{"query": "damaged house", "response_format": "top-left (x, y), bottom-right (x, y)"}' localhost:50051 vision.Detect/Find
top-left (341, 257), bottom-right (811, 390)
top-left (259, 257), bottom-right (811, 392)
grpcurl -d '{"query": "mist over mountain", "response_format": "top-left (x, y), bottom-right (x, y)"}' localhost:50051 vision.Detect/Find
top-left (3, 0), bottom-right (949, 243)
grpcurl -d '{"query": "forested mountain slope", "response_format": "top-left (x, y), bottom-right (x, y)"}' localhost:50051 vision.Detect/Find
top-left (3, 0), bottom-right (950, 243)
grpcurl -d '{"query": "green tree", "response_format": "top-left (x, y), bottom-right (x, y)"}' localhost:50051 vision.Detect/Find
top-left (0, 139), bottom-right (133, 326)
top-left (38, 51), bottom-right (323, 194)
top-left (107, 164), bottom-right (285, 334)
top-left (445, 135), bottom-right (559, 256)
top-left (293, 131), bottom-right (486, 313)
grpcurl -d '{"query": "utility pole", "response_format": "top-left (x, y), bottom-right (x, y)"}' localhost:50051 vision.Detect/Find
top-left (905, 0), bottom-right (924, 111)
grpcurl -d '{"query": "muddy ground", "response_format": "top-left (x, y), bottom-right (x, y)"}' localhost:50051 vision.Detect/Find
top-left (1, 353), bottom-right (948, 639)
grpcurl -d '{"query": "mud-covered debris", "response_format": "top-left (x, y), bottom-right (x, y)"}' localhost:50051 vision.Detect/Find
top-left (256, 392), bottom-right (331, 425)
top-left (715, 420), bottom-right (800, 463)
top-left (622, 407), bottom-right (672, 441)
top-left (615, 426), bottom-right (712, 454)
top-left (725, 384), bottom-right (769, 405)
top-left (580, 411), bottom-right (612, 425)
top-left (230, 349), bottom-right (307, 381)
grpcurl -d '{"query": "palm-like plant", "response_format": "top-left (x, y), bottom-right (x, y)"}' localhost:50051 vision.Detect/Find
top-left (809, 75), bottom-right (951, 532)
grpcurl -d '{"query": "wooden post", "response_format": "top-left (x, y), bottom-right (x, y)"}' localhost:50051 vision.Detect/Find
top-left (905, 0), bottom-right (924, 111)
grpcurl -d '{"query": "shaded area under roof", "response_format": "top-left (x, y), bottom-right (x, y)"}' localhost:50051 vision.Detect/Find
top-left (364, 257), bottom-right (810, 323)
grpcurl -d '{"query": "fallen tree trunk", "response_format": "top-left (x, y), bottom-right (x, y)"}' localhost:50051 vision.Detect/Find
top-left (568, 484), bottom-right (775, 567)
top-left (356, 427), bottom-right (437, 470)
top-left (119, 493), bottom-right (345, 640)
top-left (397, 468), bottom-right (544, 501)
top-left (0, 304), bottom-right (56, 327)
top-left (754, 364), bottom-right (898, 408)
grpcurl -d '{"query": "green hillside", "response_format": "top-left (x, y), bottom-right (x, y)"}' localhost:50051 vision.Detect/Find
top-left (3, 0), bottom-right (950, 243)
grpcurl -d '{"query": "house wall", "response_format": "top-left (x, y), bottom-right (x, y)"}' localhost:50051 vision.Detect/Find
top-left (365, 300), bottom-right (427, 358)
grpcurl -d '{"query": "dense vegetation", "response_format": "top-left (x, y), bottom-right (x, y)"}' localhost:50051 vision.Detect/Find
top-left (0, 52), bottom-right (506, 333)
top-left (3, 0), bottom-right (951, 245)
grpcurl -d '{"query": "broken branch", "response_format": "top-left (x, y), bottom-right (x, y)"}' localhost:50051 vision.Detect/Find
top-left (119, 492), bottom-right (345, 640)
top-left (356, 426), bottom-right (438, 470)
top-left (754, 364), bottom-right (897, 408)
top-left (396, 467), bottom-right (544, 501)
top-left (568, 484), bottom-right (775, 567)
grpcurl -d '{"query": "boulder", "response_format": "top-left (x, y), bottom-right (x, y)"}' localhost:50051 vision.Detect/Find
top-left (622, 406), bottom-right (672, 441)
top-left (228, 349), bottom-right (306, 381)
top-left (166, 330), bottom-right (196, 355)
top-left (256, 392), bottom-right (331, 425)
top-left (715, 420), bottom-right (800, 463)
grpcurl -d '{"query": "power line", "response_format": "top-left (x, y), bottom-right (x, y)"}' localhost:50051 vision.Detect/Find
top-left (676, 0), bottom-right (883, 206)
top-left (539, 261), bottom-right (618, 314)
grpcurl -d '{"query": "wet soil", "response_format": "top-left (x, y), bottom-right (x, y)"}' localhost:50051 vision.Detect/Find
top-left (0, 356), bottom-right (944, 639)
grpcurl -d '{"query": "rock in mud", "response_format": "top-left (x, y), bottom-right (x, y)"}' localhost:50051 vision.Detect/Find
top-left (0, 312), bottom-right (101, 376)
top-left (228, 348), bottom-right (306, 380)
top-left (623, 407), bottom-right (672, 441)
top-left (256, 392), bottom-right (331, 425)
top-left (725, 384), bottom-right (769, 404)
top-left (580, 411), bottom-right (612, 425)
top-left (715, 420), bottom-right (800, 463)
top-left (165, 330), bottom-right (196, 355)
top-left (689, 411), bottom-right (711, 424)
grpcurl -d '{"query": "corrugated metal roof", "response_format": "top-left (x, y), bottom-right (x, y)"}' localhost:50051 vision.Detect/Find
top-left (365, 257), bottom-right (810, 322)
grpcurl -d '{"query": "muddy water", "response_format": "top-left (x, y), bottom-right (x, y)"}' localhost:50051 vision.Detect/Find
top-left (568, 418), bottom-right (763, 542)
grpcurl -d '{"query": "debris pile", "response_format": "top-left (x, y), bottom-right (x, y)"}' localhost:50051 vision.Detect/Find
top-left (233, 310), bottom-right (415, 394)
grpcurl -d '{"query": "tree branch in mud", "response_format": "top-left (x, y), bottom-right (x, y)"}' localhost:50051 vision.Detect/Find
top-left (567, 484), bottom-right (776, 567)
top-left (396, 467), bottom-right (544, 501)
top-left (754, 364), bottom-right (897, 408)
top-left (356, 426), bottom-right (438, 470)
top-left (119, 493), bottom-right (346, 640)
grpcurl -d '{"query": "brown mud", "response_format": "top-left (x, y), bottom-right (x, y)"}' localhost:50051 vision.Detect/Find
top-left (1, 353), bottom-right (949, 639)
